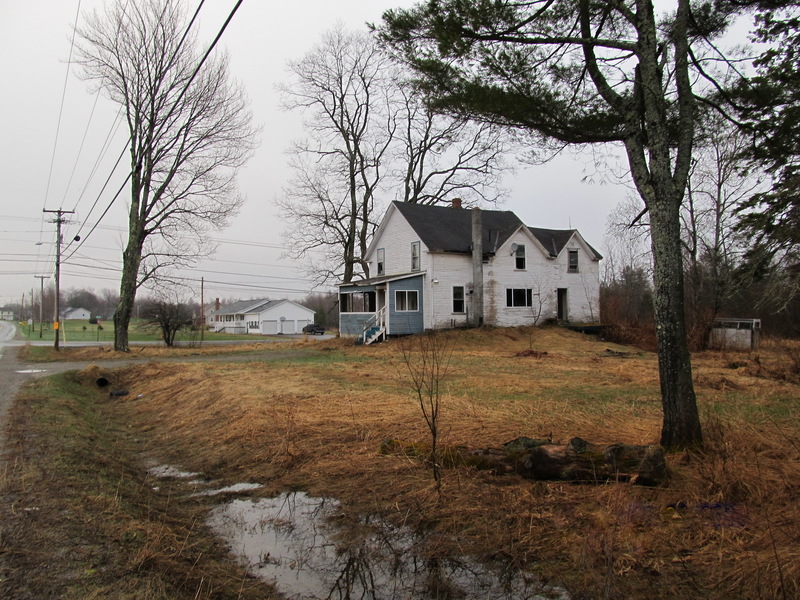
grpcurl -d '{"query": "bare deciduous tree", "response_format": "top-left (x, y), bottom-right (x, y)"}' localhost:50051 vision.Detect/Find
top-left (75, 0), bottom-right (257, 351)
top-left (393, 83), bottom-right (510, 206)
top-left (140, 292), bottom-right (195, 347)
top-left (278, 27), bottom-right (393, 285)
top-left (278, 27), bottom-right (512, 285)
top-left (398, 331), bottom-right (453, 490)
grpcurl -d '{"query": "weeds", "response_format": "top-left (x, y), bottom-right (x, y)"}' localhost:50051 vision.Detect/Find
top-left (0, 372), bottom-right (274, 599)
top-left (5, 326), bottom-right (799, 599)
top-left (397, 331), bottom-right (454, 490)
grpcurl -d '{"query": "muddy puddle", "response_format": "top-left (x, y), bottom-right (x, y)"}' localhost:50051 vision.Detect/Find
top-left (208, 491), bottom-right (568, 600)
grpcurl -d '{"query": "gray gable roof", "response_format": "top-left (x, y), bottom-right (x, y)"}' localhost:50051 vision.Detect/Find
top-left (528, 227), bottom-right (573, 257)
top-left (391, 201), bottom-right (602, 259)
top-left (527, 227), bottom-right (603, 260)
top-left (215, 299), bottom-right (272, 316)
top-left (392, 201), bottom-right (523, 254)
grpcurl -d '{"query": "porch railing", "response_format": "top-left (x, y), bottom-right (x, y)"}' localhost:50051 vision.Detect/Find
top-left (359, 305), bottom-right (386, 344)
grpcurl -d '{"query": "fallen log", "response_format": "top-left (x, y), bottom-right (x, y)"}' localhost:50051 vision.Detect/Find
top-left (380, 436), bottom-right (667, 486)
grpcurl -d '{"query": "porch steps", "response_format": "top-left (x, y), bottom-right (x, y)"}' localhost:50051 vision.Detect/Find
top-left (357, 325), bottom-right (385, 345)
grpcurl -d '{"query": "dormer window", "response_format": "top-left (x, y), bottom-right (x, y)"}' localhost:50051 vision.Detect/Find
top-left (568, 249), bottom-right (579, 273)
top-left (515, 244), bottom-right (526, 270)
top-left (377, 248), bottom-right (385, 275)
top-left (411, 241), bottom-right (420, 271)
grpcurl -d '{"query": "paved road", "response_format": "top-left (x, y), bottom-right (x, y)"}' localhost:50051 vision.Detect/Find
top-left (0, 322), bottom-right (43, 459)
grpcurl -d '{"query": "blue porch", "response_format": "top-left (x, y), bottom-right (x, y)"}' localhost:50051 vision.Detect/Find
top-left (339, 273), bottom-right (425, 344)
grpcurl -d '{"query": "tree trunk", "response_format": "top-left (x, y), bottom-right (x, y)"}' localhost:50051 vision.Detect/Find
top-left (113, 227), bottom-right (143, 352)
top-left (623, 0), bottom-right (702, 450)
top-left (649, 194), bottom-right (703, 449)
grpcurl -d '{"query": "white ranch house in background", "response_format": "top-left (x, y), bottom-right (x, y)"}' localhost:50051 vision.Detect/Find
top-left (61, 307), bottom-right (91, 320)
top-left (209, 299), bottom-right (315, 335)
top-left (339, 200), bottom-right (602, 343)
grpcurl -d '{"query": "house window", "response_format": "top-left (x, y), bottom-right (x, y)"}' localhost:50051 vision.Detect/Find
top-left (515, 244), bottom-right (526, 270)
top-left (506, 288), bottom-right (533, 308)
top-left (377, 248), bottom-right (385, 275)
top-left (453, 286), bottom-right (465, 313)
top-left (340, 291), bottom-right (376, 313)
top-left (568, 249), bottom-right (579, 273)
top-left (411, 241), bottom-right (420, 271)
top-left (395, 290), bottom-right (419, 312)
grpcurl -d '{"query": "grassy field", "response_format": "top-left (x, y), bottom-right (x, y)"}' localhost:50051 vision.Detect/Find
top-left (2, 326), bottom-right (799, 599)
top-left (16, 318), bottom-right (278, 344)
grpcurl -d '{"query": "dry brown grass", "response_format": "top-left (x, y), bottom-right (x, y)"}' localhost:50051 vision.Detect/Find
top-left (98, 326), bottom-right (800, 599)
top-left (19, 339), bottom-right (337, 362)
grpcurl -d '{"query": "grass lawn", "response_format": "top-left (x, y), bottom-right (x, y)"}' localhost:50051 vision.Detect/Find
top-left (2, 325), bottom-right (798, 599)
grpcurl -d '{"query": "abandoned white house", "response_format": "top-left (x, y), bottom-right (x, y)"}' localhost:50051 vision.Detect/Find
top-left (338, 201), bottom-right (602, 343)
top-left (209, 299), bottom-right (315, 335)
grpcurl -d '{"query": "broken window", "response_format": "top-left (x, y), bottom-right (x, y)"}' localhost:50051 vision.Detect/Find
top-left (568, 249), bottom-right (579, 273)
top-left (377, 248), bottom-right (385, 275)
top-left (515, 244), bottom-right (526, 270)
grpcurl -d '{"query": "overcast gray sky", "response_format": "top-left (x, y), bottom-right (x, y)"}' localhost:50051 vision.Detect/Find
top-left (0, 0), bottom-right (652, 308)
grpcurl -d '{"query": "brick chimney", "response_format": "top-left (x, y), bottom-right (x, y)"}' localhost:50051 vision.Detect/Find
top-left (451, 197), bottom-right (462, 209)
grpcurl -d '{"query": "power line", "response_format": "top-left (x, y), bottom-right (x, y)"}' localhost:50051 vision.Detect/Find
top-left (61, 91), bottom-right (102, 208)
top-left (67, 106), bottom-right (126, 214)
top-left (61, 150), bottom-right (131, 259)
top-left (61, 0), bottom-right (238, 257)
top-left (65, 0), bottom-right (206, 225)
top-left (41, 0), bottom-right (83, 213)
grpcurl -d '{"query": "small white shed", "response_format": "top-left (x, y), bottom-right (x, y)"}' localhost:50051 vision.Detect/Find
top-left (709, 318), bottom-right (761, 351)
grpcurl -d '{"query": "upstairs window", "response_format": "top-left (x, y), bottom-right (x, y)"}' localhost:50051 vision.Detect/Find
top-left (515, 244), bottom-right (526, 270)
top-left (411, 241), bottom-right (420, 271)
top-left (568, 250), bottom-right (579, 273)
top-left (377, 248), bottom-right (385, 275)
top-left (453, 286), bottom-right (465, 313)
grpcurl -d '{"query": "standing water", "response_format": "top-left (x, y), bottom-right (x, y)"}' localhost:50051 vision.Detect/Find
top-left (208, 491), bottom-right (568, 600)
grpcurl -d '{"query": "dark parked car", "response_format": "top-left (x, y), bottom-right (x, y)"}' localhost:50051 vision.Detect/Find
top-left (302, 323), bottom-right (325, 335)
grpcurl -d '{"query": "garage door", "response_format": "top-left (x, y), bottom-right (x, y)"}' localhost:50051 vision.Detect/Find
top-left (261, 320), bottom-right (278, 334)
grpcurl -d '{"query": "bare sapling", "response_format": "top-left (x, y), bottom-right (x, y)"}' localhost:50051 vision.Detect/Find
top-left (398, 331), bottom-right (454, 489)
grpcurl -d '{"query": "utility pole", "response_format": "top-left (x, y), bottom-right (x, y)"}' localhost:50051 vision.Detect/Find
top-left (200, 276), bottom-right (205, 343)
top-left (43, 209), bottom-right (74, 351)
top-left (35, 275), bottom-right (47, 339)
